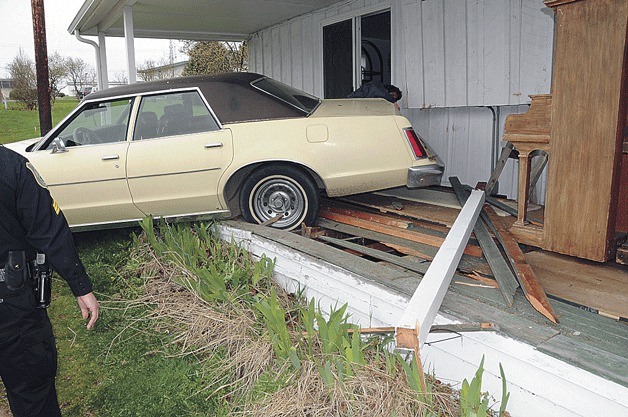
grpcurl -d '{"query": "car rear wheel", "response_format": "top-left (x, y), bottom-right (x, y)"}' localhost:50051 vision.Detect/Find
top-left (240, 165), bottom-right (319, 230)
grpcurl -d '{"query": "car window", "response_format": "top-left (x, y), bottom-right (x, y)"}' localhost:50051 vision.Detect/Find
top-left (133, 90), bottom-right (220, 140)
top-left (251, 77), bottom-right (320, 114)
top-left (45, 98), bottom-right (133, 149)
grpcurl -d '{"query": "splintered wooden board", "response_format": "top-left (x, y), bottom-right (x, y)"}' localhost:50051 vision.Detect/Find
top-left (340, 193), bottom-right (461, 228)
top-left (525, 250), bottom-right (628, 319)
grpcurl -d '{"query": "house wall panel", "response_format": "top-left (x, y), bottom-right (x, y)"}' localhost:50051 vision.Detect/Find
top-left (444, 0), bottom-right (468, 106)
top-left (302, 14), bottom-right (322, 97)
top-left (483, 0), bottom-right (511, 105)
top-left (401, 2), bottom-right (424, 106)
top-left (405, 107), bottom-right (492, 190)
top-left (262, 30), bottom-right (273, 75)
top-left (271, 26), bottom-right (282, 80)
top-left (508, 0), bottom-right (523, 103)
top-left (421, 0), bottom-right (446, 107)
top-left (290, 20), bottom-right (304, 90)
top-left (519, 1), bottom-right (554, 101)
top-left (280, 24), bottom-right (292, 84)
top-left (248, 0), bottom-right (552, 107)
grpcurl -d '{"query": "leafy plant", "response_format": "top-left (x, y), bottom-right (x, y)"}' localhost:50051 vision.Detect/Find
top-left (256, 288), bottom-right (300, 368)
top-left (499, 363), bottom-right (510, 416)
top-left (460, 356), bottom-right (490, 417)
top-left (140, 218), bottom-right (274, 305)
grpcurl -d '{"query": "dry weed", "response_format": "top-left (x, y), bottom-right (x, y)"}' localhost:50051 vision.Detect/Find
top-left (121, 230), bottom-right (460, 416)
top-left (241, 359), bottom-right (457, 417)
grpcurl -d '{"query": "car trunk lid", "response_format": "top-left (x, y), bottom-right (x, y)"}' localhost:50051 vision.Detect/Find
top-left (309, 98), bottom-right (396, 118)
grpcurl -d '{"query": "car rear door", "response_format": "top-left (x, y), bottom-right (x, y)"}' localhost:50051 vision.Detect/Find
top-left (126, 90), bottom-right (234, 218)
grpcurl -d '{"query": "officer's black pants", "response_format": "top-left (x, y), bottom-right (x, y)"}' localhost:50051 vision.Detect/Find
top-left (0, 284), bottom-right (61, 417)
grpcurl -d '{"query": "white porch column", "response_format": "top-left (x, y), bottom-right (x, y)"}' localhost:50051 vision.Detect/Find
top-left (123, 5), bottom-right (137, 84)
top-left (98, 32), bottom-right (109, 89)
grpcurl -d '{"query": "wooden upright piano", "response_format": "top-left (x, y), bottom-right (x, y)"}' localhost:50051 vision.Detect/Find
top-left (502, 0), bottom-right (628, 262)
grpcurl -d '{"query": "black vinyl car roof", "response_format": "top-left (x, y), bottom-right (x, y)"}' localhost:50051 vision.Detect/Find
top-left (86, 72), bottom-right (313, 124)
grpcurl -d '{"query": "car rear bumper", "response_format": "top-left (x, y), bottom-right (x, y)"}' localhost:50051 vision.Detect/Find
top-left (407, 160), bottom-right (445, 188)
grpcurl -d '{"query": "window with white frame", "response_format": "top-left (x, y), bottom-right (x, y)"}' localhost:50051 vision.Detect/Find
top-left (323, 10), bottom-right (391, 99)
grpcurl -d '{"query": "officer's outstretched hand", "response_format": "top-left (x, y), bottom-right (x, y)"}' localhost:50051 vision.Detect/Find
top-left (76, 292), bottom-right (99, 330)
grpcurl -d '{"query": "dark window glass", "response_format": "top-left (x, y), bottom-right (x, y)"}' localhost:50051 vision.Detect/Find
top-left (134, 90), bottom-right (219, 140)
top-left (251, 77), bottom-right (320, 114)
top-left (360, 11), bottom-right (391, 85)
top-left (323, 19), bottom-right (353, 99)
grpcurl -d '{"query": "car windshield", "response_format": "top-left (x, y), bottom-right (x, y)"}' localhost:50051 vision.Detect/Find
top-left (251, 77), bottom-right (320, 115)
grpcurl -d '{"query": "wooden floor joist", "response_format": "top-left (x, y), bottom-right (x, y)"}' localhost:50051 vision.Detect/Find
top-left (316, 218), bottom-right (494, 276)
top-left (482, 205), bottom-right (558, 323)
top-left (319, 206), bottom-right (483, 258)
top-left (317, 235), bottom-right (491, 287)
top-left (340, 193), bottom-right (460, 228)
top-left (319, 235), bottom-right (431, 275)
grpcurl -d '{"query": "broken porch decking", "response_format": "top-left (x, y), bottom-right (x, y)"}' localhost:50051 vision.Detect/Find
top-left (216, 221), bottom-right (628, 417)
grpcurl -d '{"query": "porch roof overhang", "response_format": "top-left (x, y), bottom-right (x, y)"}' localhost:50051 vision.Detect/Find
top-left (68, 0), bottom-right (339, 41)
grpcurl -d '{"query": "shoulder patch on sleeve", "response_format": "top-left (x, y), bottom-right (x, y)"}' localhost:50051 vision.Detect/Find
top-left (26, 162), bottom-right (47, 189)
top-left (52, 199), bottom-right (60, 215)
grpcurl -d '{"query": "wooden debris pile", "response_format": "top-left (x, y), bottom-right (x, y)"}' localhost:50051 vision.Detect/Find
top-left (304, 181), bottom-right (559, 325)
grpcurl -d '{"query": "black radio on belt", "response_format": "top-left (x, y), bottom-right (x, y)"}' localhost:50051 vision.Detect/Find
top-left (33, 253), bottom-right (52, 309)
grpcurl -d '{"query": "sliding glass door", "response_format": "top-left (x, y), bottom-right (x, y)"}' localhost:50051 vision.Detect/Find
top-left (323, 10), bottom-right (391, 99)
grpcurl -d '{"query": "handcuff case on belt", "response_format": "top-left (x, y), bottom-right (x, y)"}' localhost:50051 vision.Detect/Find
top-left (4, 251), bottom-right (28, 291)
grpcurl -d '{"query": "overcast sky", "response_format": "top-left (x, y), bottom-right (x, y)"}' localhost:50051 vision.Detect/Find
top-left (0, 0), bottom-right (183, 80)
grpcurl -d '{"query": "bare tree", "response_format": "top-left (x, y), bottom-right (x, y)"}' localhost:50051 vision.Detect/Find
top-left (65, 57), bottom-right (95, 98)
top-left (137, 58), bottom-right (174, 81)
top-left (137, 59), bottom-right (158, 81)
top-left (112, 71), bottom-right (128, 84)
top-left (48, 52), bottom-right (68, 103)
top-left (8, 49), bottom-right (37, 110)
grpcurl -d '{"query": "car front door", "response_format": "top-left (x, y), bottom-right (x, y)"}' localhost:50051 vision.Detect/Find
top-left (126, 90), bottom-right (234, 218)
top-left (28, 97), bottom-right (144, 227)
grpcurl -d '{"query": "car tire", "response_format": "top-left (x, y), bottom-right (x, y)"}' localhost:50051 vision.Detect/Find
top-left (240, 165), bottom-right (319, 231)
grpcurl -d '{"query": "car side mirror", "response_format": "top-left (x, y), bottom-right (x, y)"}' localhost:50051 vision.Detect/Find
top-left (50, 137), bottom-right (67, 153)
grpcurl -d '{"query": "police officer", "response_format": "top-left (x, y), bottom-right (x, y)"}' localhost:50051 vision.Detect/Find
top-left (0, 145), bottom-right (99, 416)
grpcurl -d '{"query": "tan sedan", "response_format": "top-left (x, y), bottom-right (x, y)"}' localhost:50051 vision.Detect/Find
top-left (6, 73), bottom-right (443, 231)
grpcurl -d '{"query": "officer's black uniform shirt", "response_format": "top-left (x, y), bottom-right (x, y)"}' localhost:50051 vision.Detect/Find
top-left (0, 145), bottom-right (92, 297)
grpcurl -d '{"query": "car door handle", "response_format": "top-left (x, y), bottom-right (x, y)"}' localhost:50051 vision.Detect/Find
top-left (204, 142), bottom-right (223, 149)
top-left (101, 154), bottom-right (120, 161)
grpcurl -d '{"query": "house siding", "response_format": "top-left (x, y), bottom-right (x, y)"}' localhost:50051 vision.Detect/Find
top-left (247, 0), bottom-right (554, 200)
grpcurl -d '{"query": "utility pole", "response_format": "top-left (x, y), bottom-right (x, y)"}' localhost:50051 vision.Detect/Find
top-left (31, 0), bottom-right (52, 136)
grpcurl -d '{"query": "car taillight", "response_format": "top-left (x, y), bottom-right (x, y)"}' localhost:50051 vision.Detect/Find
top-left (404, 128), bottom-right (427, 158)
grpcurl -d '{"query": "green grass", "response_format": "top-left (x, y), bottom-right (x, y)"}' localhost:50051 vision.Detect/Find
top-left (0, 97), bottom-right (78, 144)
top-left (50, 228), bottom-right (227, 416)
